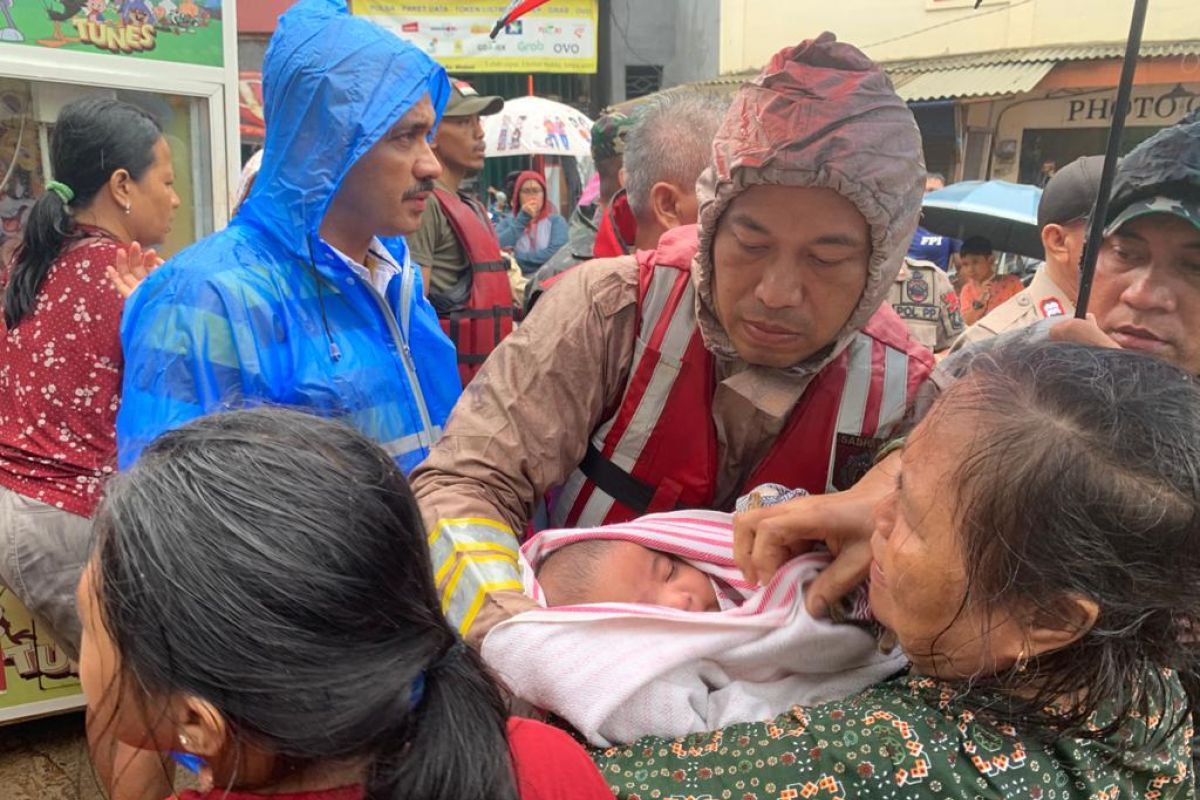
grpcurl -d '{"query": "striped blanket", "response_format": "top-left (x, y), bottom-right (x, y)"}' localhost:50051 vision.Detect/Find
top-left (481, 508), bottom-right (907, 747)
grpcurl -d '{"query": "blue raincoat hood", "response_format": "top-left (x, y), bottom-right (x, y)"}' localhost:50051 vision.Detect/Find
top-left (239, 0), bottom-right (450, 263)
top-left (116, 0), bottom-right (461, 473)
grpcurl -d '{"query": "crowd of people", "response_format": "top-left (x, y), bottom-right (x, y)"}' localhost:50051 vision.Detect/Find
top-left (2, 1), bottom-right (1200, 799)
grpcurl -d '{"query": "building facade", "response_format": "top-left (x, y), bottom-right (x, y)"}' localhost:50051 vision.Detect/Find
top-left (716, 0), bottom-right (1200, 181)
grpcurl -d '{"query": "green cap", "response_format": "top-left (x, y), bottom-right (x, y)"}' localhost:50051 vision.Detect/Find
top-left (590, 111), bottom-right (635, 162)
top-left (1105, 194), bottom-right (1200, 237)
top-left (444, 79), bottom-right (504, 118)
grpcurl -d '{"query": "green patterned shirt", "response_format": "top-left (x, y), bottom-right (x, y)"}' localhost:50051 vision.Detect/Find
top-left (592, 672), bottom-right (1193, 800)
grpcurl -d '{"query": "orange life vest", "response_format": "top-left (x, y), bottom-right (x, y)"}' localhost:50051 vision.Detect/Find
top-left (432, 187), bottom-right (515, 385)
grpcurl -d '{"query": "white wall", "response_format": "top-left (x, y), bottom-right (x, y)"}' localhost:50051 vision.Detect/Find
top-left (719, 0), bottom-right (1200, 73)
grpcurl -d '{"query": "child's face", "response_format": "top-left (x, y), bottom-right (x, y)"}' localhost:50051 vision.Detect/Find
top-left (76, 562), bottom-right (174, 750)
top-left (958, 253), bottom-right (994, 282)
top-left (545, 541), bottom-right (720, 612)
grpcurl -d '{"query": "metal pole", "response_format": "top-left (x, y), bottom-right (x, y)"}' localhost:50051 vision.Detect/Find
top-left (1074, 0), bottom-right (1149, 318)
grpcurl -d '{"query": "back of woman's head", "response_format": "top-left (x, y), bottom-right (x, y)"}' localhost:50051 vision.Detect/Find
top-left (940, 340), bottom-right (1200, 736)
top-left (93, 408), bottom-right (517, 800)
top-left (3, 97), bottom-right (161, 328)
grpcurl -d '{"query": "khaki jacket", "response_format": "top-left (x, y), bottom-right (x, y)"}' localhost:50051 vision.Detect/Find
top-left (953, 265), bottom-right (1074, 351)
top-left (887, 258), bottom-right (963, 352)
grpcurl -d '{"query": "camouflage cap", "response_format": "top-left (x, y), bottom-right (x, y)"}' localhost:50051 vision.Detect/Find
top-left (1104, 194), bottom-right (1200, 237)
top-left (590, 111), bottom-right (635, 162)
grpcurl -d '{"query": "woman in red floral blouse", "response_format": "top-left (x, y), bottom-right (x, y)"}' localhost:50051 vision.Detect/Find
top-left (0, 96), bottom-right (178, 660)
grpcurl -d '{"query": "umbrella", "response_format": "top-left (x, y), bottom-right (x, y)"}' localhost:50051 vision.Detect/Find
top-left (920, 180), bottom-right (1044, 259)
top-left (490, 0), bottom-right (553, 38)
top-left (482, 96), bottom-right (594, 159)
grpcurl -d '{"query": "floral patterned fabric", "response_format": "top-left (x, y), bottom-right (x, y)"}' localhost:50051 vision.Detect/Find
top-left (592, 671), bottom-right (1194, 800)
top-left (0, 228), bottom-right (124, 517)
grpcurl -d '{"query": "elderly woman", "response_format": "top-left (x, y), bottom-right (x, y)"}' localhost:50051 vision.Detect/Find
top-left (592, 340), bottom-right (1199, 798)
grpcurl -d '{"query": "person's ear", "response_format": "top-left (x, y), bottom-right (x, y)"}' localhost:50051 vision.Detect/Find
top-left (617, 166), bottom-right (627, 190)
top-left (1023, 593), bottom-right (1100, 662)
top-left (108, 169), bottom-right (133, 213)
top-left (1041, 223), bottom-right (1069, 261)
top-left (649, 181), bottom-right (685, 231)
top-left (170, 694), bottom-right (226, 760)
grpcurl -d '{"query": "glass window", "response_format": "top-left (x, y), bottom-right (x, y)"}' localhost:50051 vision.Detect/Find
top-left (0, 77), bottom-right (213, 261)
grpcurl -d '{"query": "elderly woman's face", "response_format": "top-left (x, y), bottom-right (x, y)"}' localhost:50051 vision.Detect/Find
top-left (868, 410), bottom-right (1029, 679)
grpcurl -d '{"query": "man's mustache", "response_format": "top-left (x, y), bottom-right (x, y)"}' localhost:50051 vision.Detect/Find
top-left (403, 180), bottom-right (435, 200)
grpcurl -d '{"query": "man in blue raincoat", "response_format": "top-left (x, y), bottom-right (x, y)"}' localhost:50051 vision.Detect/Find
top-left (116, 0), bottom-right (461, 473)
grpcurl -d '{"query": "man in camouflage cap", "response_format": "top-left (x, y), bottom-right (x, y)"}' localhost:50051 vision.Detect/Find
top-left (528, 110), bottom-right (638, 304)
top-left (1051, 111), bottom-right (1200, 374)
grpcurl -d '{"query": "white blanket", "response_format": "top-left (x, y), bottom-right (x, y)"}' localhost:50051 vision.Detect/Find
top-left (481, 509), bottom-right (906, 747)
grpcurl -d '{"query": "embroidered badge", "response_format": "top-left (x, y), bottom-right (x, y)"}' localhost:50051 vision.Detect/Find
top-left (1040, 297), bottom-right (1065, 318)
top-left (907, 275), bottom-right (929, 304)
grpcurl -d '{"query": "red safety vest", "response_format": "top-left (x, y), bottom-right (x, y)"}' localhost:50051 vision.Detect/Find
top-left (551, 225), bottom-right (934, 528)
top-left (433, 188), bottom-right (515, 385)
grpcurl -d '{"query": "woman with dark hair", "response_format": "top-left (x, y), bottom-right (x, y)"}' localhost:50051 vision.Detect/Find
top-left (76, 407), bottom-right (613, 800)
top-left (0, 96), bottom-right (177, 659)
top-left (496, 171), bottom-right (567, 275)
top-left (595, 341), bottom-right (1200, 798)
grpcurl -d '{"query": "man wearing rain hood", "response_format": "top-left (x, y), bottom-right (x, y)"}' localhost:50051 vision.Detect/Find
top-left (115, 0), bottom-right (460, 473)
top-left (411, 34), bottom-right (936, 640)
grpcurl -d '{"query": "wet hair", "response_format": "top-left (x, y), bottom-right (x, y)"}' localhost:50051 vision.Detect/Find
top-left (534, 539), bottom-right (617, 606)
top-left (959, 235), bottom-right (993, 257)
top-left (624, 89), bottom-right (731, 221)
top-left (930, 340), bottom-right (1200, 741)
top-left (92, 408), bottom-right (518, 800)
top-left (2, 97), bottom-right (161, 328)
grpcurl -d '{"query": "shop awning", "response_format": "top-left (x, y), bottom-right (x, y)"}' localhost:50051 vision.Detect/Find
top-left (890, 61), bottom-right (1056, 103)
top-left (606, 40), bottom-right (1200, 114)
top-left (883, 40), bottom-right (1200, 103)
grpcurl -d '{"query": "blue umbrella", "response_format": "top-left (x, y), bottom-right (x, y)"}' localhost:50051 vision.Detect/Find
top-left (921, 180), bottom-right (1044, 259)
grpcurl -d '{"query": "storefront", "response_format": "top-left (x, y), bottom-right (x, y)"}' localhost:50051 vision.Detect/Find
top-left (0, 0), bottom-right (239, 724)
top-left (0, 0), bottom-right (240, 262)
top-left (974, 79), bottom-right (1200, 184)
top-left (882, 41), bottom-right (1200, 183)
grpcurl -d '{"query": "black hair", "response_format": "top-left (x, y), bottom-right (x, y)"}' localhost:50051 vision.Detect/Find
top-left (92, 408), bottom-right (519, 800)
top-left (2, 97), bottom-right (161, 328)
top-left (959, 235), bottom-right (993, 257)
top-left (928, 340), bottom-right (1200, 742)
top-left (534, 539), bottom-right (617, 606)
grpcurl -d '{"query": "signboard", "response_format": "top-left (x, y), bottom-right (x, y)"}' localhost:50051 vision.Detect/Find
top-left (0, 588), bottom-right (83, 724)
top-left (0, 1), bottom-right (225, 67)
top-left (351, 0), bottom-right (597, 74)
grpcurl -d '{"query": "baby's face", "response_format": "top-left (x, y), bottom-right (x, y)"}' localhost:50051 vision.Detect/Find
top-left (545, 541), bottom-right (720, 612)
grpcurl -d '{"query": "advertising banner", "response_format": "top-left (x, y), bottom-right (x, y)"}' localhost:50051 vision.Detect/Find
top-left (351, 0), bottom-right (597, 74)
top-left (0, 1), bottom-right (225, 67)
top-left (0, 588), bottom-right (82, 725)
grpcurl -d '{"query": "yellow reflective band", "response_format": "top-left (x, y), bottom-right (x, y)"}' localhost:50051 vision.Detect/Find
top-left (439, 552), bottom-right (520, 615)
top-left (428, 516), bottom-right (515, 550)
top-left (459, 579), bottom-right (526, 636)
top-left (433, 541), bottom-right (521, 586)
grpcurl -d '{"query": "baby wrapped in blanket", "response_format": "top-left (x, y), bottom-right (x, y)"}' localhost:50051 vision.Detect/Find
top-left (481, 488), bottom-right (907, 747)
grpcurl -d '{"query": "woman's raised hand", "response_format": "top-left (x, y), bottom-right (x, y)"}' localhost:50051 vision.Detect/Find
top-left (106, 241), bottom-right (163, 299)
top-left (733, 453), bottom-right (899, 617)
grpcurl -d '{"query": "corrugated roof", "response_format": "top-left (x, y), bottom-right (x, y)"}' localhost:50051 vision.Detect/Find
top-left (607, 40), bottom-right (1200, 112)
top-left (894, 61), bottom-right (1056, 102)
top-left (882, 40), bottom-right (1200, 73)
